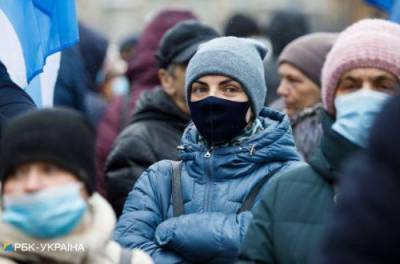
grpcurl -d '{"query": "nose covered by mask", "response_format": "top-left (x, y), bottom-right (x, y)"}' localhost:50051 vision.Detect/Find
top-left (332, 89), bottom-right (390, 147)
top-left (189, 96), bottom-right (250, 145)
top-left (2, 183), bottom-right (87, 239)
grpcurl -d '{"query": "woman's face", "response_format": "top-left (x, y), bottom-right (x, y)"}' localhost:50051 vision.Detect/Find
top-left (190, 75), bottom-right (248, 102)
top-left (336, 67), bottom-right (398, 96)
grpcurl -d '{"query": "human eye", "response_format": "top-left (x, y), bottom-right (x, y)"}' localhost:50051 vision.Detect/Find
top-left (191, 85), bottom-right (208, 94)
top-left (223, 86), bottom-right (239, 93)
top-left (337, 80), bottom-right (359, 93)
top-left (41, 163), bottom-right (61, 175)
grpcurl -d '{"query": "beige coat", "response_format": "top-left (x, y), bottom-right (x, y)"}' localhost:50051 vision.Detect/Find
top-left (0, 193), bottom-right (153, 264)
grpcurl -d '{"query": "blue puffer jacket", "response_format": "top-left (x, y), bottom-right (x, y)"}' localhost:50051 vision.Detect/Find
top-left (113, 107), bottom-right (302, 263)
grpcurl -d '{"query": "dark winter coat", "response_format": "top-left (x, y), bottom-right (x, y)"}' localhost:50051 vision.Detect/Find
top-left (105, 87), bottom-right (190, 217)
top-left (53, 46), bottom-right (88, 113)
top-left (0, 61), bottom-right (36, 129)
top-left (95, 10), bottom-right (196, 197)
top-left (113, 107), bottom-right (301, 264)
top-left (315, 95), bottom-right (400, 264)
top-left (237, 110), bottom-right (360, 264)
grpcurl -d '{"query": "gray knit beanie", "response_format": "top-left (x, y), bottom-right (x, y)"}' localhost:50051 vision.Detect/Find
top-left (185, 36), bottom-right (268, 116)
top-left (278, 32), bottom-right (337, 86)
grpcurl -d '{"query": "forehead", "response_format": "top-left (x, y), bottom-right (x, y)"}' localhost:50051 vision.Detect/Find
top-left (340, 67), bottom-right (396, 80)
top-left (278, 62), bottom-right (304, 77)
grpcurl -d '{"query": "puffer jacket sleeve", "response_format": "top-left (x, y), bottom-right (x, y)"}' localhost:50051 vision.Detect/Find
top-left (113, 162), bottom-right (185, 264)
top-left (154, 211), bottom-right (252, 263)
top-left (106, 124), bottom-right (158, 217)
top-left (236, 176), bottom-right (279, 264)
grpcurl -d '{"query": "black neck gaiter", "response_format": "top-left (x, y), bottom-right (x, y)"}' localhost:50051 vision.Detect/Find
top-left (189, 96), bottom-right (250, 145)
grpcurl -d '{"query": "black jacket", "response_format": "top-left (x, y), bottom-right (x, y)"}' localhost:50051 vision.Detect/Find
top-left (105, 87), bottom-right (190, 217)
top-left (0, 61), bottom-right (36, 129)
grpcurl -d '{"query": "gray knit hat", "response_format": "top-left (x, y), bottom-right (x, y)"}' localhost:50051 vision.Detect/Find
top-left (185, 36), bottom-right (268, 116)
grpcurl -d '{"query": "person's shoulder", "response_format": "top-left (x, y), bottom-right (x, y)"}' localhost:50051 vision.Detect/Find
top-left (138, 160), bottom-right (174, 184)
top-left (270, 162), bottom-right (322, 187)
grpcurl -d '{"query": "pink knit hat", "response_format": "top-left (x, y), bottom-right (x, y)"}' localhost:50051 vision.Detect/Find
top-left (321, 19), bottom-right (400, 115)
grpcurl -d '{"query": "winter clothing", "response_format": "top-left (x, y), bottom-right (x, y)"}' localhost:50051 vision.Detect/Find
top-left (237, 110), bottom-right (360, 264)
top-left (0, 61), bottom-right (36, 129)
top-left (315, 95), bottom-right (400, 263)
top-left (105, 88), bottom-right (190, 216)
top-left (322, 19), bottom-right (400, 114)
top-left (278, 33), bottom-right (337, 86)
top-left (0, 108), bottom-right (96, 195)
top-left (264, 11), bottom-right (310, 105)
top-left (0, 193), bottom-right (153, 264)
top-left (185, 37), bottom-right (268, 116)
top-left (113, 107), bottom-right (301, 263)
top-left (96, 9), bottom-right (196, 196)
top-left (53, 45), bottom-right (88, 113)
top-left (291, 103), bottom-right (323, 161)
top-left (155, 20), bottom-right (219, 69)
top-left (224, 13), bottom-right (261, 37)
top-left (265, 10), bottom-right (310, 58)
top-left (78, 22), bottom-right (109, 92)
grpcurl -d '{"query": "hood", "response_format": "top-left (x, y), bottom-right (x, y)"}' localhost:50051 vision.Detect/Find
top-left (126, 9), bottom-right (197, 89)
top-left (0, 62), bottom-right (36, 129)
top-left (0, 194), bottom-right (117, 263)
top-left (132, 87), bottom-right (190, 126)
top-left (178, 107), bottom-right (301, 181)
top-left (308, 110), bottom-right (361, 183)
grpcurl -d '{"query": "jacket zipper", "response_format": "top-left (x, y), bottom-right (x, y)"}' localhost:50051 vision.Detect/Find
top-left (203, 147), bottom-right (213, 212)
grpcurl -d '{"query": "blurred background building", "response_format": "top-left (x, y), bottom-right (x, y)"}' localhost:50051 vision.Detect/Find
top-left (77, 0), bottom-right (385, 44)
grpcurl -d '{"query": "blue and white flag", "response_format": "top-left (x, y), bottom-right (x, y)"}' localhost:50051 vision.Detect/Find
top-left (0, 0), bottom-right (79, 107)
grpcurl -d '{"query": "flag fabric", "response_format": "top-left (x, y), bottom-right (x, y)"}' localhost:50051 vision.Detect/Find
top-left (364, 0), bottom-right (394, 12)
top-left (0, 0), bottom-right (79, 107)
top-left (390, 0), bottom-right (400, 22)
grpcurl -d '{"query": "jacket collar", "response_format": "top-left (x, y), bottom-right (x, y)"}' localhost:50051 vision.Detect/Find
top-left (309, 110), bottom-right (361, 183)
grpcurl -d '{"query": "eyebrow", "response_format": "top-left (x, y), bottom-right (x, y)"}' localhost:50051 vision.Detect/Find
top-left (193, 79), bottom-right (236, 85)
top-left (339, 76), bottom-right (359, 83)
top-left (370, 75), bottom-right (396, 82)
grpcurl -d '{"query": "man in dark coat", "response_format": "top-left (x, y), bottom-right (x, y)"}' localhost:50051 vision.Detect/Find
top-left (315, 95), bottom-right (400, 263)
top-left (95, 9), bottom-right (197, 199)
top-left (105, 21), bottom-right (219, 217)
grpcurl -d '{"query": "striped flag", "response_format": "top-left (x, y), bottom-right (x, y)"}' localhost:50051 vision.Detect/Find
top-left (0, 0), bottom-right (79, 107)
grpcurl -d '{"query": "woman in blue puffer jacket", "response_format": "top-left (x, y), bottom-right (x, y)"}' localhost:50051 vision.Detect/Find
top-left (113, 37), bottom-right (302, 263)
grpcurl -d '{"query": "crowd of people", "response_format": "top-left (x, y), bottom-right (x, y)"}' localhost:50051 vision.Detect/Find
top-left (0, 6), bottom-right (399, 264)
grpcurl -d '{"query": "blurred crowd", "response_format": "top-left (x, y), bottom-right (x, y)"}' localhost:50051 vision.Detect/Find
top-left (0, 2), bottom-right (400, 264)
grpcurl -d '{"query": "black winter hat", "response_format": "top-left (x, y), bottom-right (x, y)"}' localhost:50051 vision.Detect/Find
top-left (155, 20), bottom-right (219, 69)
top-left (0, 108), bottom-right (96, 194)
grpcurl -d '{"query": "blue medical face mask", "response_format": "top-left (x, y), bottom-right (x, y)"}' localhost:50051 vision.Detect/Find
top-left (332, 89), bottom-right (390, 148)
top-left (189, 96), bottom-right (250, 145)
top-left (112, 76), bottom-right (130, 96)
top-left (2, 183), bottom-right (87, 239)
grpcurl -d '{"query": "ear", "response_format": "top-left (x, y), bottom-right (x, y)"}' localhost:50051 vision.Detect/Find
top-left (158, 69), bottom-right (175, 96)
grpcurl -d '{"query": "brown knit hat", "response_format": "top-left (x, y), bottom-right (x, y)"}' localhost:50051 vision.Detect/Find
top-left (278, 32), bottom-right (337, 86)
